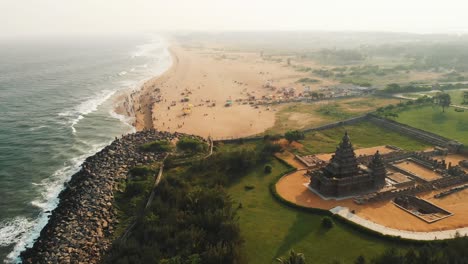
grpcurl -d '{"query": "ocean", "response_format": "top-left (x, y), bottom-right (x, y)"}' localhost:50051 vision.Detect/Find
top-left (0, 34), bottom-right (171, 263)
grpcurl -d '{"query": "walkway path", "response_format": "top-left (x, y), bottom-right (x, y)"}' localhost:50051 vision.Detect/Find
top-left (451, 104), bottom-right (468, 110)
top-left (205, 136), bottom-right (213, 158)
top-left (145, 154), bottom-right (169, 209)
top-left (330, 206), bottom-right (468, 240)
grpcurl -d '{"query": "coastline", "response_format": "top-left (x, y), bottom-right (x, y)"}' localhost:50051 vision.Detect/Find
top-left (113, 44), bottom-right (176, 131)
top-left (20, 130), bottom-right (200, 263)
top-left (115, 40), bottom-right (311, 139)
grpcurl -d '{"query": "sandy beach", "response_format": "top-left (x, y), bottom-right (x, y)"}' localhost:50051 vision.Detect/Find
top-left (115, 41), bottom-right (330, 138)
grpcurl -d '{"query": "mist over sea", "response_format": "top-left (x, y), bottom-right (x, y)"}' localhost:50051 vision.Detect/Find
top-left (0, 35), bottom-right (171, 263)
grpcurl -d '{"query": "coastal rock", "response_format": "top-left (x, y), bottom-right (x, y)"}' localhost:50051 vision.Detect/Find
top-left (20, 129), bottom-right (206, 264)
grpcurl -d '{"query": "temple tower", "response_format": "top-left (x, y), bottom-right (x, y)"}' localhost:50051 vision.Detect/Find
top-left (323, 131), bottom-right (359, 178)
top-left (368, 150), bottom-right (386, 187)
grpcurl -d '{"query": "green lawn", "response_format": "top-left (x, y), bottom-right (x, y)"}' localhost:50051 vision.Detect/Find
top-left (447, 90), bottom-right (467, 105)
top-left (395, 105), bottom-right (468, 145)
top-left (296, 121), bottom-right (429, 155)
top-left (266, 96), bottom-right (399, 134)
top-left (228, 158), bottom-right (403, 264)
top-left (406, 89), bottom-right (467, 105)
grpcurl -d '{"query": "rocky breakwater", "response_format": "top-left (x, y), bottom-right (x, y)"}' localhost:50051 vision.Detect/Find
top-left (20, 130), bottom-right (202, 264)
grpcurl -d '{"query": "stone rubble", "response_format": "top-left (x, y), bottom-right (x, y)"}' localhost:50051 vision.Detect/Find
top-left (20, 130), bottom-right (203, 264)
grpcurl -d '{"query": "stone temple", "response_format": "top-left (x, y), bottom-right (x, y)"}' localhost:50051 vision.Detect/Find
top-left (309, 132), bottom-right (386, 197)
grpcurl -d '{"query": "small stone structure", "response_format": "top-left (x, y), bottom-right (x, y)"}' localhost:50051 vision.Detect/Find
top-left (393, 195), bottom-right (453, 223)
top-left (309, 132), bottom-right (386, 197)
top-left (295, 154), bottom-right (326, 169)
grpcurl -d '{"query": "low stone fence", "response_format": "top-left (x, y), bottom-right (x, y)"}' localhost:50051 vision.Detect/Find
top-left (367, 115), bottom-right (463, 152)
top-left (212, 115), bottom-right (368, 143)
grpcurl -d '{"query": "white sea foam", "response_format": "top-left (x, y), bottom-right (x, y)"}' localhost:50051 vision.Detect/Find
top-left (58, 89), bottom-right (116, 134)
top-left (3, 35), bottom-right (173, 263)
top-left (4, 141), bottom-right (109, 263)
top-left (109, 110), bottom-right (136, 133)
top-left (28, 125), bottom-right (48, 131)
top-left (0, 218), bottom-right (34, 248)
top-left (118, 71), bottom-right (127, 76)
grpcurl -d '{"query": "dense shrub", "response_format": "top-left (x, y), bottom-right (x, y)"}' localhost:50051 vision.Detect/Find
top-left (321, 216), bottom-right (334, 229)
top-left (177, 137), bottom-right (208, 153)
top-left (129, 165), bottom-right (154, 177)
top-left (106, 175), bottom-right (243, 264)
top-left (140, 140), bottom-right (173, 152)
top-left (285, 130), bottom-right (305, 143)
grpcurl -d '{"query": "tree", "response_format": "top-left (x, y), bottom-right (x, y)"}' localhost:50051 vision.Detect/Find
top-left (321, 216), bottom-right (334, 229)
top-left (433, 92), bottom-right (451, 112)
top-left (264, 164), bottom-right (272, 173)
top-left (354, 255), bottom-right (366, 264)
top-left (463, 91), bottom-right (468, 105)
top-left (276, 250), bottom-right (306, 264)
top-left (284, 130), bottom-right (305, 143)
top-left (310, 92), bottom-right (319, 100)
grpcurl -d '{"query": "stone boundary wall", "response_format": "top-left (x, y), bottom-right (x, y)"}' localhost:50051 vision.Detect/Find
top-left (214, 113), bottom-right (463, 155)
top-left (213, 115), bottom-right (368, 143)
top-left (367, 115), bottom-right (461, 150)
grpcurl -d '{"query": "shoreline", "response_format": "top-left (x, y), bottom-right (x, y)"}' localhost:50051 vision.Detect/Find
top-left (115, 40), bottom-right (306, 138)
top-left (113, 44), bottom-right (176, 131)
top-left (19, 130), bottom-right (200, 263)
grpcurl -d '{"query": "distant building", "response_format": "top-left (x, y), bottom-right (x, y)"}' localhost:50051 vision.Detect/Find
top-left (309, 132), bottom-right (386, 197)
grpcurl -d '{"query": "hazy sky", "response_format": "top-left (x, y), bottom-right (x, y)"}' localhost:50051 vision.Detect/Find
top-left (1, 0), bottom-right (468, 37)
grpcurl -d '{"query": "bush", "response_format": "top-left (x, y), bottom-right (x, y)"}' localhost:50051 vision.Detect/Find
top-left (260, 142), bottom-right (282, 160)
top-left (285, 130), bottom-right (305, 143)
top-left (321, 216), bottom-right (334, 229)
top-left (244, 185), bottom-right (255, 190)
top-left (140, 140), bottom-right (173, 152)
top-left (176, 137), bottom-right (207, 153)
top-left (264, 164), bottom-right (273, 173)
top-left (129, 165), bottom-right (153, 177)
top-left (264, 134), bottom-right (283, 141)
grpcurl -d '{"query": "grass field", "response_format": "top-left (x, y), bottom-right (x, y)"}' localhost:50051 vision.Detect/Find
top-left (227, 157), bottom-right (402, 264)
top-left (266, 96), bottom-right (399, 134)
top-left (295, 121), bottom-right (429, 155)
top-left (405, 89), bottom-right (467, 105)
top-left (216, 120), bottom-right (430, 263)
top-left (395, 105), bottom-right (468, 145)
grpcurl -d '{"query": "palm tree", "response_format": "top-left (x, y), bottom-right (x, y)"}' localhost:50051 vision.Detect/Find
top-left (276, 250), bottom-right (307, 264)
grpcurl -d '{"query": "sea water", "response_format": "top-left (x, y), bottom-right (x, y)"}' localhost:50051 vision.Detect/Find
top-left (0, 34), bottom-right (171, 263)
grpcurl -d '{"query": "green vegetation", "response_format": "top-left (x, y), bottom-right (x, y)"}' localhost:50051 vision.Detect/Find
top-left (284, 130), bottom-right (305, 143)
top-left (394, 105), bottom-right (468, 145)
top-left (112, 165), bottom-right (156, 238)
top-left (106, 145), bottom-right (264, 263)
top-left (228, 153), bottom-right (402, 264)
top-left (106, 120), bottom-right (437, 264)
top-left (296, 122), bottom-right (429, 155)
top-left (140, 140), bottom-right (173, 152)
top-left (176, 137), bottom-right (208, 153)
top-left (368, 236), bottom-right (468, 264)
top-left (296, 77), bottom-right (320, 84)
top-left (382, 83), bottom-right (468, 94)
top-left (267, 97), bottom-right (399, 134)
top-left (433, 92), bottom-right (451, 112)
top-left (276, 250), bottom-right (306, 264)
top-left (321, 217), bottom-right (334, 229)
